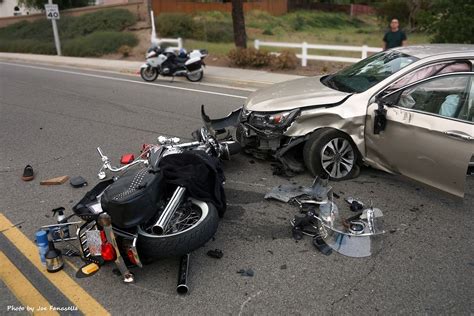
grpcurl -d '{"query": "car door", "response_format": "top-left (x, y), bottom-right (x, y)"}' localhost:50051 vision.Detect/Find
top-left (364, 72), bottom-right (474, 197)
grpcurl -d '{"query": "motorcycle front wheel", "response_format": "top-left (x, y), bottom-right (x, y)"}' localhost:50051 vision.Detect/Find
top-left (186, 70), bottom-right (203, 82)
top-left (140, 67), bottom-right (159, 82)
top-left (137, 198), bottom-right (218, 259)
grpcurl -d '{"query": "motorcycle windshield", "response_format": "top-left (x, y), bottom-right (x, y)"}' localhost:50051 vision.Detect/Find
top-left (320, 225), bottom-right (384, 258)
top-left (316, 203), bottom-right (385, 257)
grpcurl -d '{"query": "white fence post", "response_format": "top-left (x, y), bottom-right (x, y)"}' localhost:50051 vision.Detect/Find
top-left (362, 45), bottom-right (368, 59)
top-left (178, 37), bottom-right (183, 50)
top-left (302, 41), bottom-right (308, 67)
top-left (254, 39), bottom-right (260, 50)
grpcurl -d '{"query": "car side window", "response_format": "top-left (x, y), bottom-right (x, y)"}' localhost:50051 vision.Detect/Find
top-left (389, 61), bottom-right (471, 90)
top-left (457, 78), bottom-right (474, 122)
top-left (397, 74), bottom-right (472, 121)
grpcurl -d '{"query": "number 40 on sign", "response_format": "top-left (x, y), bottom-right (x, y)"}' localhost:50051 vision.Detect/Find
top-left (44, 4), bottom-right (60, 20)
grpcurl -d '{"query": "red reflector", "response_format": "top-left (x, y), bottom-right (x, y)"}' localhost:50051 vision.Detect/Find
top-left (99, 230), bottom-right (117, 261)
top-left (127, 249), bottom-right (138, 265)
top-left (101, 243), bottom-right (117, 261)
top-left (120, 154), bottom-right (135, 165)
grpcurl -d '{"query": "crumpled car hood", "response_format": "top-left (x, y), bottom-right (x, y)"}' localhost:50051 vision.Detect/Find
top-left (245, 76), bottom-right (351, 112)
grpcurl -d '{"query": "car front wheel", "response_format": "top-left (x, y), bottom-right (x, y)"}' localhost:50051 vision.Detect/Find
top-left (303, 128), bottom-right (359, 180)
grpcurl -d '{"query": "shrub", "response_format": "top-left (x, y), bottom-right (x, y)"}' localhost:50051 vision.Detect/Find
top-left (0, 19), bottom-right (53, 41)
top-left (118, 45), bottom-right (132, 57)
top-left (195, 20), bottom-right (234, 43)
top-left (62, 31), bottom-right (138, 57)
top-left (228, 48), bottom-right (274, 68)
top-left (0, 39), bottom-right (55, 54)
top-left (0, 9), bottom-right (136, 41)
top-left (270, 50), bottom-right (298, 70)
top-left (155, 13), bottom-right (195, 38)
top-left (59, 9), bottom-right (137, 38)
top-left (262, 28), bottom-right (273, 36)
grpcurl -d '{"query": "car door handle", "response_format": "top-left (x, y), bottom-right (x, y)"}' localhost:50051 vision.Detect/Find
top-left (444, 131), bottom-right (474, 141)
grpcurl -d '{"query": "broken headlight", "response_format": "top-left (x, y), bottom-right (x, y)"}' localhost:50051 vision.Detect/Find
top-left (248, 109), bottom-right (300, 130)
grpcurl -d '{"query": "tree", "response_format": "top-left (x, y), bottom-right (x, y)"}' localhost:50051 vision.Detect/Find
top-left (18, 0), bottom-right (91, 10)
top-left (422, 0), bottom-right (474, 44)
top-left (231, 0), bottom-right (247, 48)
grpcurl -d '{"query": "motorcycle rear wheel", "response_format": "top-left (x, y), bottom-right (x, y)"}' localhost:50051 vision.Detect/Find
top-left (140, 67), bottom-right (158, 82)
top-left (186, 70), bottom-right (203, 82)
top-left (137, 198), bottom-right (218, 259)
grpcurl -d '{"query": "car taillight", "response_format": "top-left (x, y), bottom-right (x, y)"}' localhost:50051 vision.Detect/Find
top-left (100, 230), bottom-right (117, 262)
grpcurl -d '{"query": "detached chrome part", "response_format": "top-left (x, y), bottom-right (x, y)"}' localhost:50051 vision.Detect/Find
top-left (152, 186), bottom-right (186, 235)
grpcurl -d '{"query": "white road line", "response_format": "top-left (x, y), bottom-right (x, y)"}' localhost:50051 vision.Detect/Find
top-left (0, 62), bottom-right (248, 100)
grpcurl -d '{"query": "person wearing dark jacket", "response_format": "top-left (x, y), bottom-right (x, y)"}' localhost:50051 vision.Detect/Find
top-left (383, 18), bottom-right (407, 50)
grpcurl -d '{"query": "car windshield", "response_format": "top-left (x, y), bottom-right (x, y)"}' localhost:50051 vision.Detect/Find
top-left (321, 51), bottom-right (419, 93)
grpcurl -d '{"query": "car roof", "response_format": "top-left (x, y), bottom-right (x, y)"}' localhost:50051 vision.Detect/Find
top-left (391, 44), bottom-right (474, 59)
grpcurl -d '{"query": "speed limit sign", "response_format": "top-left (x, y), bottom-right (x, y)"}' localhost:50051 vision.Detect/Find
top-left (44, 4), bottom-right (60, 20)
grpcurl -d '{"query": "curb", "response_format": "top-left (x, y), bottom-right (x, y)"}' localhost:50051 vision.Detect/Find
top-left (0, 54), bottom-right (294, 90)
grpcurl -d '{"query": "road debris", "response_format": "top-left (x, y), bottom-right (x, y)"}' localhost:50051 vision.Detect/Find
top-left (268, 176), bottom-right (386, 257)
top-left (207, 249), bottom-right (224, 259)
top-left (40, 175), bottom-right (69, 185)
top-left (237, 269), bottom-right (254, 277)
top-left (21, 165), bottom-right (35, 181)
top-left (70, 176), bottom-right (88, 188)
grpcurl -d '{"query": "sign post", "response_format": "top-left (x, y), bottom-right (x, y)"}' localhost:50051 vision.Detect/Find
top-left (45, 0), bottom-right (61, 56)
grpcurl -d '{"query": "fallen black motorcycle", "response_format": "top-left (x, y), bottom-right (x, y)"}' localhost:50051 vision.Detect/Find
top-left (60, 107), bottom-right (240, 285)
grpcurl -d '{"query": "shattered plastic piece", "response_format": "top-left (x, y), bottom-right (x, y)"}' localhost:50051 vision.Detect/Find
top-left (312, 235), bottom-right (332, 256)
top-left (70, 176), bottom-right (88, 188)
top-left (237, 269), bottom-right (255, 277)
top-left (265, 176), bottom-right (332, 203)
top-left (345, 197), bottom-right (364, 212)
top-left (292, 226), bottom-right (303, 240)
top-left (207, 249), bottom-right (224, 259)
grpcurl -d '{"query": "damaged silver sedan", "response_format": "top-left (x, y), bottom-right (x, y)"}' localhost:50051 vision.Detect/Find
top-left (206, 45), bottom-right (474, 197)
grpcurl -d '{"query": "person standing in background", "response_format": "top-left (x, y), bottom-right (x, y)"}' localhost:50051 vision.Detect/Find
top-left (383, 18), bottom-right (407, 50)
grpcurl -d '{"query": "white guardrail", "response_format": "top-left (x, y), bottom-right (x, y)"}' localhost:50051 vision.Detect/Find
top-left (254, 39), bottom-right (382, 66)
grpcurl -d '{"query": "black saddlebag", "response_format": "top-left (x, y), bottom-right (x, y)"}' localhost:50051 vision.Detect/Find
top-left (100, 167), bottom-right (163, 229)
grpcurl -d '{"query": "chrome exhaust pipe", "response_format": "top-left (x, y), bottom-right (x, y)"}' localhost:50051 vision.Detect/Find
top-left (177, 253), bottom-right (190, 294)
top-left (151, 186), bottom-right (186, 235)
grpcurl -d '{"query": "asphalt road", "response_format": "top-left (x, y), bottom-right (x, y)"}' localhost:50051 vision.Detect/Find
top-left (0, 61), bottom-right (473, 315)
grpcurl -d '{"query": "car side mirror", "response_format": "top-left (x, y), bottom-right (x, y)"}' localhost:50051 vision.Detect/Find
top-left (373, 91), bottom-right (402, 134)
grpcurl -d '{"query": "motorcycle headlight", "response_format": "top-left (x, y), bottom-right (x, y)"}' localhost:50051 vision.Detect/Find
top-left (249, 109), bottom-right (300, 129)
top-left (146, 51), bottom-right (156, 58)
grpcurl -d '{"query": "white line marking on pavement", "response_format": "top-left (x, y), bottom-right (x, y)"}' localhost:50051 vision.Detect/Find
top-left (0, 62), bottom-right (248, 100)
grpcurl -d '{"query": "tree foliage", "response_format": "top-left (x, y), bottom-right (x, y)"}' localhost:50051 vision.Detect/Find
top-left (18, 0), bottom-right (91, 10)
top-left (377, 0), bottom-right (474, 43)
top-left (421, 0), bottom-right (474, 44)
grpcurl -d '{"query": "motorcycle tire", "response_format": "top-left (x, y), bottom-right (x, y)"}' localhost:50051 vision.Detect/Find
top-left (137, 198), bottom-right (218, 259)
top-left (186, 70), bottom-right (203, 82)
top-left (140, 67), bottom-right (159, 82)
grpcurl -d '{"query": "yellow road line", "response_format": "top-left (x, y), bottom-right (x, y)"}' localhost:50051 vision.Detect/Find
top-left (0, 251), bottom-right (59, 316)
top-left (0, 214), bottom-right (110, 316)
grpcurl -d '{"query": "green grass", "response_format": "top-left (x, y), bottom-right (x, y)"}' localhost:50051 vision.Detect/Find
top-left (187, 11), bottom-right (430, 58)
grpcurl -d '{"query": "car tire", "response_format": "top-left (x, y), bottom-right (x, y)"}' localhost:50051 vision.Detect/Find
top-left (303, 128), bottom-right (360, 181)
